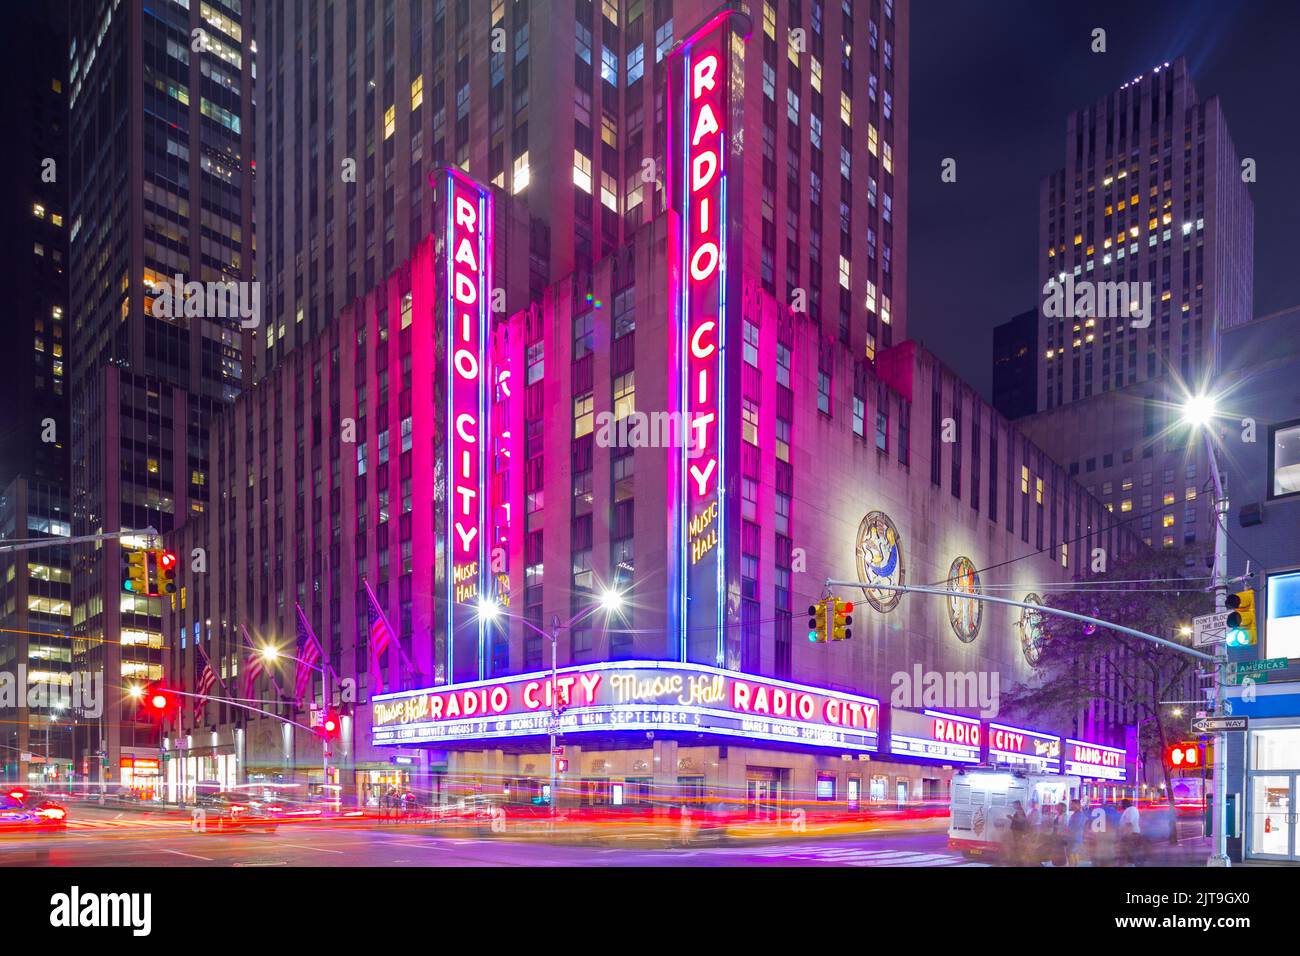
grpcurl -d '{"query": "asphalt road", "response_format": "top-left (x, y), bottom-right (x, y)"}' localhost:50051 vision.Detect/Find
top-left (0, 805), bottom-right (1210, 867)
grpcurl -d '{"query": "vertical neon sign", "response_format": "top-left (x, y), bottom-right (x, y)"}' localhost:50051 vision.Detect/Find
top-left (440, 167), bottom-right (493, 682)
top-left (668, 6), bottom-right (750, 667)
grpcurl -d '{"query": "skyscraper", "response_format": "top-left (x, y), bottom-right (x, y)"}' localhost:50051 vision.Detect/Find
top-left (1015, 57), bottom-right (1253, 558)
top-left (253, 0), bottom-right (906, 373)
top-left (0, 2), bottom-right (73, 784)
top-left (65, 0), bottom-right (255, 791)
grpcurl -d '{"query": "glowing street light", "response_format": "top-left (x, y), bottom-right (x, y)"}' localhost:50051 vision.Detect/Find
top-left (598, 588), bottom-right (624, 614)
top-left (1180, 393), bottom-right (1217, 429)
top-left (476, 597), bottom-right (501, 623)
top-left (258, 645), bottom-right (281, 663)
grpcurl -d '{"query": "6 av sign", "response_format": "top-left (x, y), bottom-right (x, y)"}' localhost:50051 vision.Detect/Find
top-left (1191, 716), bottom-right (1248, 734)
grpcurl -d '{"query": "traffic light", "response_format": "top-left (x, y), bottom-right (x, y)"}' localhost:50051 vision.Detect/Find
top-left (807, 600), bottom-right (829, 643)
top-left (121, 549), bottom-right (148, 593)
top-left (832, 599), bottom-right (854, 641)
top-left (321, 709), bottom-right (341, 741)
top-left (1225, 590), bottom-right (1257, 646)
top-left (1165, 742), bottom-right (1201, 769)
top-left (155, 549), bottom-right (178, 593)
top-left (141, 684), bottom-right (178, 719)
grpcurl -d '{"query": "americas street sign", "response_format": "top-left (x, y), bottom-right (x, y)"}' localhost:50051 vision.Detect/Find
top-left (1193, 611), bottom-right (1230, 647)
top-left (1191, 716), bottom-right (1248, 734)
top-left (1230, 657), bottom-right (1289, 676)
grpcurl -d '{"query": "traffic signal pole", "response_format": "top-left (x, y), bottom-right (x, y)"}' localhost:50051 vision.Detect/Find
top-left (1205, 429), bottom-right (1231, 867)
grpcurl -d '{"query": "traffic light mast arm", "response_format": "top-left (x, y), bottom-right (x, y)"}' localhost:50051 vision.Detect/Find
top-left (0, 526), bottom-right (160, 554)
top-left (823, 579), bottom-right (1217, 664)
top-left (155, 686), bottom-right (318, 734)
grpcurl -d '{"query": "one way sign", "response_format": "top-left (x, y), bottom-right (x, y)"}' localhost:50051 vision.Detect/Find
top-left (1191, 716), bottom-right (1248, 733)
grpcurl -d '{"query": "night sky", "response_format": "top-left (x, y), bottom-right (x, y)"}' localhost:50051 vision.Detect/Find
top-left (907, 0), bottom-right (1300, 400)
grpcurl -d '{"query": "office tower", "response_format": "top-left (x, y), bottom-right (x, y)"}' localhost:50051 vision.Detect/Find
top-left (0, 3), bottom-right (74, 784)
top-left (65, 0), bottom-right (255, 792)
top-left (1017, 57), bottom-right (1253, 557)
top-left (254, 0), bottom-right (906, 372)
top-left (991, 308), bottom-right (1037, 421)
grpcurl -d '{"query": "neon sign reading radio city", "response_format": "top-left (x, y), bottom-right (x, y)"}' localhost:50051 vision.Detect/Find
top-left (371, 662), bottom-right (882, 751)
top-left (684, 50), bottom-right (723, 504)
top-left (441, 167), bottom-right (492, 679)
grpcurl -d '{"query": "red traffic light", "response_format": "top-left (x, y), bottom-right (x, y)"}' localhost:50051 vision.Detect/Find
top-left (321, 709), bottom-right (341, 740)
top-left (1165, 742), bottom-right (1201, 768)
top-left (158, 550), bottom-right (178, 570)
top-left (141, 684), bottom-right (178, 718)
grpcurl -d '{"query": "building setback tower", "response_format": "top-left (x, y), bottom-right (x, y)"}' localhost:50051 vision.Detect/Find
top-left (66, 0), bottom-right (255, 791)
top-left (1014, 58), bottom-right (1253, 559)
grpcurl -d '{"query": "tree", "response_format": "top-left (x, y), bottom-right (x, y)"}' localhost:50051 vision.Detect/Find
top-left (1003, 549), bottom-right (1207, 842)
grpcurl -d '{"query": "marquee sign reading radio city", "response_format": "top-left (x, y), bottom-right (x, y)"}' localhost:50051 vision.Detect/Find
top-left (668, 7), bottom-right (750, 667)
top-left (370, 661), bottom-right (882, 752)
top-left (439, 167), bottom-right (492, 679)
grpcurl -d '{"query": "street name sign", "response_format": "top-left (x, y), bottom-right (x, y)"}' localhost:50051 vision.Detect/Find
top-left (1191, 716), bottom-right (1248, 733)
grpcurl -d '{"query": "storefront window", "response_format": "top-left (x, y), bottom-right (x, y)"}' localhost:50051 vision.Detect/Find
top-left (1266, 570), bottom-right (1300, 660)
top-left (1253, 728), bottom-right (1300, 770)
top-left (816, 773), bottom-right (836, 801)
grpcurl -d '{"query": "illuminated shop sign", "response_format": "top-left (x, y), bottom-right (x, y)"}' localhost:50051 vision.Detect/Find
top-left (985, 721), bottom-right (1062, 773)
top-left (371, 661), bottom-right (880, 753)
top-left (668, 7), bottom-right (750, 667)
top-left (439, 167), bottom-right (493, 679)
top-left (889, 709), bottom-right (982, 764)
top-left (1064, 738), bottom-right (1128, 781)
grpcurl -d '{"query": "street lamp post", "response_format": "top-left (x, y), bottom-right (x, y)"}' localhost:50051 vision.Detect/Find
top-left (549, 613), bottom-right (559, 820)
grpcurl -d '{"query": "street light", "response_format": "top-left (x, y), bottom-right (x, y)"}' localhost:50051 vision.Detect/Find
top-left (1180, 390), bottom-right (1231, 867)
top-left (257, 644), bottom-right (281, 663)
top-left (1180, 392), bottom-right (1217, 429)
top-left (475, 589), bottom-right (625, 819)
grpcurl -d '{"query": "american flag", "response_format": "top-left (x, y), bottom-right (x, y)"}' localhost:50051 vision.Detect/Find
top-left (194, 662), bottom-right (217, 719)
top-left (365, 584), bottom-right (394, 694)
top-left (293, 603), bottom-right (324, 705)
top-left (242, 649), bottom-right (265, 699)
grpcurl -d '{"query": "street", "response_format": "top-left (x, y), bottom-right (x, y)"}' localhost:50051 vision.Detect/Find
top-left (0, 805), bottom-right (1211, 867)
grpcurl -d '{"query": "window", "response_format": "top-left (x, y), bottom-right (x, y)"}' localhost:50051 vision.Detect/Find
top-left (573, 150), bottom-right (593, 193)
top-left (1269, 419), bottom-right (1300, 499)
top-left (876, 405), bottom-right (889, 452)
top-left (743, 320), bottom-right (759, 366)
top-left (742, 477), bottom-right (758, 520)
top-left (526, 341), bottom-right (544, 383)
top-left (775, 417), bottom-right (791, 462)
top-left (742, 400), bottom-right (759, 445)
top-left (574, 394), bottom-right (594, 437)
top-left (776, 344), bottom-right (791, 387)
top-left (852, 396), bottom-right (865, 437)
top-left (613, 372), bottom-right (635, 420)
top-left (1266, 570), bottom-right (1300, 660)
top-left (817, 370), bottom-right (831, 414)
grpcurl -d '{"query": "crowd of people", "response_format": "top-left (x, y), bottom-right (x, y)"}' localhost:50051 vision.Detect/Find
top-left (1004, 797), bottom-right (1147, 866)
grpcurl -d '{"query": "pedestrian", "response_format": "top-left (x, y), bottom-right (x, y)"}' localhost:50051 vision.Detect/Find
top-left (1067, 798), bottom-right (1087, 866)
top-left (1007, 800), bottom-right (1029, 866)
top-left (1119, 798), bottom-right (1143, 865)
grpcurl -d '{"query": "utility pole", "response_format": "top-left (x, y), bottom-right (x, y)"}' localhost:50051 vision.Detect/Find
top-left (1205, 429), bottom-right (1231, 867)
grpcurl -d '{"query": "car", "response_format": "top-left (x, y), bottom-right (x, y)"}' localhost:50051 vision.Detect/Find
top-left (193, 791), bottom-right (278, 833)
top-left (1, 790), bottom-right (68, 831)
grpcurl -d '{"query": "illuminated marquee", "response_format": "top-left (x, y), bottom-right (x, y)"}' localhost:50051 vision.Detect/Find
top-left (371, 660), bottom-right (881, 752)
top-left (889, 709), bottom-right (982, 764)
top-left (1064, 738), bottom-right (1128, 781)
top-left (986, 721), bottom-right (1062, 773)
top-left (439, 167), bottom-right (493, 680)
top-left (668, 5), bottom-right (751, 667)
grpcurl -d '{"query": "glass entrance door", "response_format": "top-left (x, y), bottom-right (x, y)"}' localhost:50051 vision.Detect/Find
top-left (1247, 774), bottom-right (1296, 860)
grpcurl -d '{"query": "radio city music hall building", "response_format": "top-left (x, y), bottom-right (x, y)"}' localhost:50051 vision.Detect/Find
top-left (165, 4), bottom-right (1142, 807)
